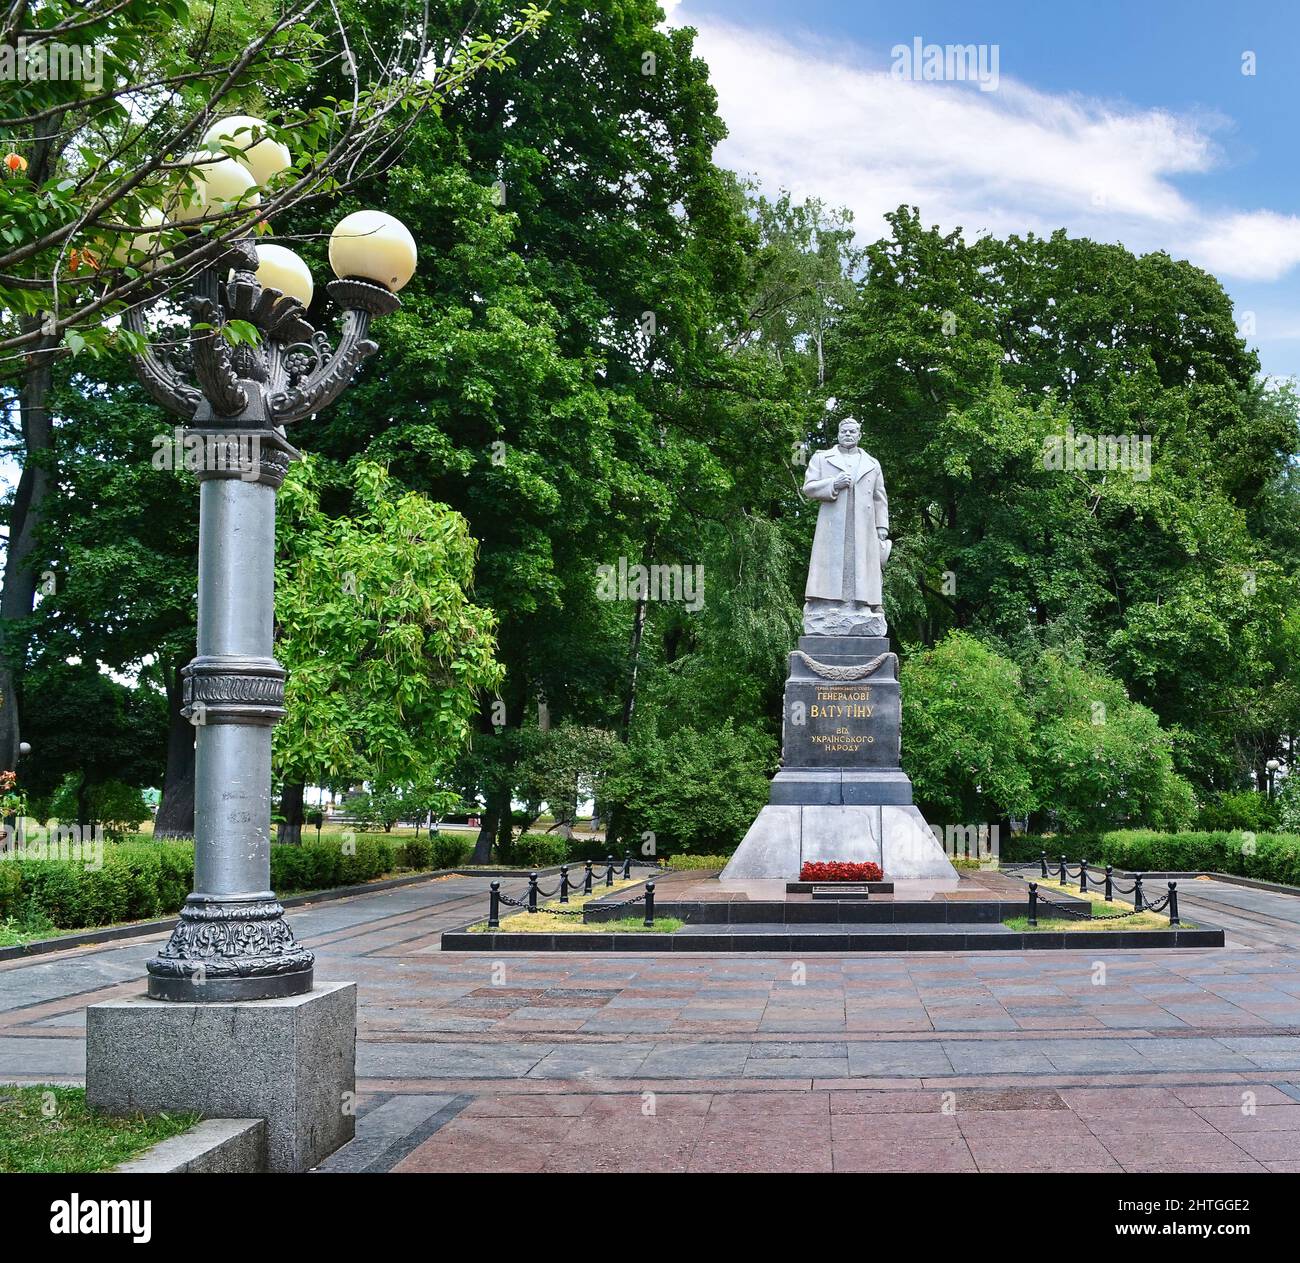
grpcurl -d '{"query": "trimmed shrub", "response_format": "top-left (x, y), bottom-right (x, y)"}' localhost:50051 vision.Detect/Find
top-left (396, 836), bottom-right (433, 869)
top-left (270, 835), bottom-right (394, 892)
top-left (428, 834), bottom-right (473, 869)
top-left (1003, 830), bottom-right (1300, 886)
top-left (665, 854), bottom-right (730, 871)
top-left (507, 832), bottom-right (570, 868)
top-left (563, 836), bottom-right (615, 864)
top-left (1001, 833), bottom-right (1103, 864)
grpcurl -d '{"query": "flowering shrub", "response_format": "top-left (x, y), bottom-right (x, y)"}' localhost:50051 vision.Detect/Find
top-left (800, 861), bottom-right (883, 882)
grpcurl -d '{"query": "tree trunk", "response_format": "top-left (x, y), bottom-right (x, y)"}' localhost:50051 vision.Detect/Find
top-left (0, 326), bottom-right (57, 771)
top-left (621, 591), bottom-right (649, 734)
top-left (0, 116), bottom-right (65, 772)
top-left (471, 785), bottom-right (507, 864)
top-left (496, 793), bottom-right (514, 856)
top-left (279, 780), bottom-right (305, 845)
top-left (154, 657), bottom-right (196, 837)
top-left (75, 773), bottom-right (93, 831)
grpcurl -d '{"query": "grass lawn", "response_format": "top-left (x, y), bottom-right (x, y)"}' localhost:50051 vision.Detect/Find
top-left (0, 1085), bottom-right (198, 1173)
top-left (0, 918), bottom-right (89, 948)
top-left (1006, 876), bottom-right (1187, 931)
top-left (467, 877), bottom-right (682, 933)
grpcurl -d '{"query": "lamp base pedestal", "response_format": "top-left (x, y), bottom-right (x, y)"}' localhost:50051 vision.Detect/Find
top-left (86, 982), bottom-right (355, 1173)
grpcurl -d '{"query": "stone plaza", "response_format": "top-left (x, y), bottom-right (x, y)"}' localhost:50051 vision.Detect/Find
top-left (4, 870), bottom-right (1300, 1173)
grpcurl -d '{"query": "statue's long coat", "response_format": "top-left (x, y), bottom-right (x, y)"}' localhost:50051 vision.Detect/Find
top-left (801, 448), bottom-right (889, 605)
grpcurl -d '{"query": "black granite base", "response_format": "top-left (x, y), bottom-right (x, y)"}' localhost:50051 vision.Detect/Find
top-left (582, 898), bottom-right (1082, 924)
top-left (441, 926), bottom-right (1225, 953)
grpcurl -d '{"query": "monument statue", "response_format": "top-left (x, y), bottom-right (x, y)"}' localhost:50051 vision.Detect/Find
top-left (802, 418), bottom-right (890, 637)
top-left (720, 417), bottom-right (956, 883)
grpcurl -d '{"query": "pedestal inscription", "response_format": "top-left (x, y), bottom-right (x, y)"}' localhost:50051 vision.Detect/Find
top-left (786, 679), bottom-right (901, 767)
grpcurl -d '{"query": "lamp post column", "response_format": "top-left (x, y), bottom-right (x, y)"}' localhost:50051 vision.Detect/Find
top-left (146, 409), bottom-right (312, 1001)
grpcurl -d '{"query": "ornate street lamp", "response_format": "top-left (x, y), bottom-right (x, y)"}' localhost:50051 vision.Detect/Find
top-left (124, 173), bottom-right (416, 1001)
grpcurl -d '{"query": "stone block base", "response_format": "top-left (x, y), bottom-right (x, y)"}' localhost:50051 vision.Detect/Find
top-left (720, 805), bottom-right (957, 881)
top-left (86, 981), bottom-right (356, 1173)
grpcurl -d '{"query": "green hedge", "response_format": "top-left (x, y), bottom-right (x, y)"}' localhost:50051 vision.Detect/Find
top-left (0, 831), bottom-right (463, 933)
top-left (428, 834), bottom-right (473, 869)
top-left (666, 854), bottom-right (730, 871)
top-left (1003, 830), bottom-right (1300, 886)
top-left (506, 832), bottom-right (572, 868)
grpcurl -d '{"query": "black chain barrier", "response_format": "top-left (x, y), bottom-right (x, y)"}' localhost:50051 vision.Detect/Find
top-left (1025, 877), bottom-right (1180, 928)
top-left (486, 872), bottom-right (659, 929)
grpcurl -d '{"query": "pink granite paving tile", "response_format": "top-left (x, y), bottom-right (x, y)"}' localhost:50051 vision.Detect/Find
top-left (581, 1092), bottom-right (712, 1117)
top-left (1059, 1087), bottom-right (1185, 1114)
top-left (1193, 1104), bottom-right (1300, 1132)
top-left (707, 1091), bottom-right (831, 1116)
top-left (688, 1117), bottom-right (833, 1173)
top-left (957, 1109), bottom-right (1095, 1137)
top-left (1170, 1083), bottom-right (1297, 1107)
top-left (964, 1134), bottom-right (1121, 1172)
top-left (391, 1116), bottom-right (574, 1173)
top-left (460, 1094), bottom-right (593, 1118)
top-left (1226, 1129), bottom-right (1300, 1162)
top-left (833, 1136), bottom-right (976, 1172)
top-left (1082, 1108), bottom-right (1222, 1137)
top-left (831, 1110), bottom-right (961, 1141)
top-left (1120, 1160), bottom-right (1267, 1173)
top-left (829, 1089), bottom-right (954, 1114)
top-left (1096, 1131), bottom-right (1255, 1167)
top-left (542, 1117), bottom-right (706, 1173)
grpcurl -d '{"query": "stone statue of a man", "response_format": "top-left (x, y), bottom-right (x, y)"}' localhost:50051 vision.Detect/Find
top-left (801, 417), bottom-right (891, 636)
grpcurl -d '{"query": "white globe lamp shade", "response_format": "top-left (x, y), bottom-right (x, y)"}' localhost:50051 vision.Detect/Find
top-left (168, 152), bottom-right (259, 223)
top-left (202, 115), bottom-right (292, 188)
top-left (329, 210), bottom-right (417, 292)
top-left (254, 243), bottom-right (314, 307)
top-left (108, 205), bottom-right (168, 271)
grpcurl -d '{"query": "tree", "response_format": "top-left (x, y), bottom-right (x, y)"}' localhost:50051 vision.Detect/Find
top-left (1021, 648), bottom-right (1195, 833)
top-left (20, 659), bottom-right (166, 826)
top-left (0, 0), bottom-right (545, 771)
top-left (273, 457), bottom-right (503, 842)
top-left (298, 0), bottom-right (797, 858)
top-left (900, 631), bottom-right (1036, 826)
top-left (21, 353), bottom-right (200, 834)
top-left (832, 207), bottom-right (1300, 792)
top-left (604, 718), bottom-right (774, 856)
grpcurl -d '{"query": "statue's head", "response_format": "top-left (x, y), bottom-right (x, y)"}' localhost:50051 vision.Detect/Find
top-left (837, 418), bottom-right (861, 449)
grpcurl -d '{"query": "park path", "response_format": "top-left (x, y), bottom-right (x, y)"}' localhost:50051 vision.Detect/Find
top-left (3, 873), bottom-right (1300, 1171)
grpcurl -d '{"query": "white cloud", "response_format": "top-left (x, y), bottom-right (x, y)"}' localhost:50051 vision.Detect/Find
top-left (667, 10), bottom-right (1298, 284)
top-left (1188, 211), bottom-right (1300, 282)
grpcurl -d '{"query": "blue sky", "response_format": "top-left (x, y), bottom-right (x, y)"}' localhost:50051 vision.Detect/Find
top-left (665, 0), bottom-right (1300, 379)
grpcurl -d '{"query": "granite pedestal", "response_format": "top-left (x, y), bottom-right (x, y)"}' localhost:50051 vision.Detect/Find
top-left (723, 635), bottom-right (956, 881)
top-left (86, 981), bottom-right (356, 1173)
